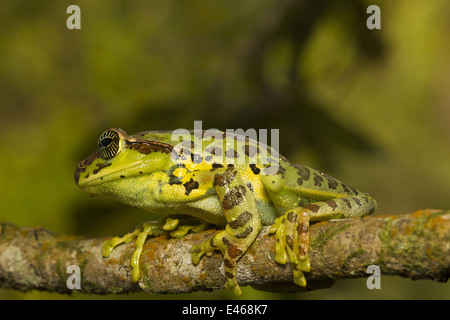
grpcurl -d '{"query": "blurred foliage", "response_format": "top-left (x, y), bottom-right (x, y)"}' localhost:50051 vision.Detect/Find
top-left (0, 0), bottom-right (449, 299)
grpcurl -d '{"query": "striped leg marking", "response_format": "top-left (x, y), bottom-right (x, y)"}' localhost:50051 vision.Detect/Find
top-left (269, 195), bottom-right (376, 287)
top-left (192, 167), bottom-right (261, 295)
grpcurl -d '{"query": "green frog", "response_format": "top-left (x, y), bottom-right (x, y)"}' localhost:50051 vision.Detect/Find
top-left (75, 128), bottom-right (376, 295)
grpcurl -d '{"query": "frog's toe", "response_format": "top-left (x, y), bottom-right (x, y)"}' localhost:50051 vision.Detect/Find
top-left (293, 270), bottom-right (307, 287)
top-left (191, 236), bottom-right (215, 264)
top-left (191, 244), bottom-right (204, 264)
top-left (102, 229), bottom-right (140, 258)
top-left (270, 216), bottom-right (288, 264)
top-left (298, 255), bottom-right (311, 272)
top-left (226, 280), bottom-right (242, 296)
top-left (131, 264), bottom-right (141, 283)
top-left (191, 231), bottom-right (245, 296)
top-left (170, 222), bottom-right (208, 239)
top-left (102, 221), bottom-right (168, 283)
top-left (291, 255), bottom-right (310, 287)
top-left (102, 238), bottom-right (117, 258)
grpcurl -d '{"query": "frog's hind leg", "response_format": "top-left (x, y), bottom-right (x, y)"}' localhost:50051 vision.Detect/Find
top-left (191, 167), bottom-right (262, 296)
top-left (269, 194), bottom-right (376, 287)
top-left (270, 208), bottom-right (311, 286)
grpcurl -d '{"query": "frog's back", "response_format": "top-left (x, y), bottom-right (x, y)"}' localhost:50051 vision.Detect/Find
top-left (132, 129), bottom-right (287, 169)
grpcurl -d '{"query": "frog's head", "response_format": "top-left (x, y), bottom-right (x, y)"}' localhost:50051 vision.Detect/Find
top-left (75, 128), bottom-right (173, 198)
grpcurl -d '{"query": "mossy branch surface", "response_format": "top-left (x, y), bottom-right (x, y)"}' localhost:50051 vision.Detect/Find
top-left (0, 209), bottom-right (448, 295)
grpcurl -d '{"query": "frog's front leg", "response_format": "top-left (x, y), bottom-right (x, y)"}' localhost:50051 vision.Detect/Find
top-left (191, 167), bottom-right (261, 296)
top-left (269, 194), bottom-right (376, 287)
top-left (102, 217), bottom-right (207, 282)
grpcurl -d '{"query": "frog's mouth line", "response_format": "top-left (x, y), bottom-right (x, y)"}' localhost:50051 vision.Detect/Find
top-left (75, 158), bottom-right (145, 189)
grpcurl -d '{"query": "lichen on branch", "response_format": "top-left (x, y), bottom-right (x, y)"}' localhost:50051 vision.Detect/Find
top-left (0, 209), bottom-right (448, 295)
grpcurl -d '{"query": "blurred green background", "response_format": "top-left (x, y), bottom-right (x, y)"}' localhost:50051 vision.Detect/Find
top-left (1, 0), bottom-right (449, 299)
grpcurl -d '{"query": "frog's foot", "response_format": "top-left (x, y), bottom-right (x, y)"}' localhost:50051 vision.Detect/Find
top-left (192, 230), bottom-right (245, 296)
top-left (269, 208), bottom-right (311, 287)
top-left (102, 221), bottom-right (166, 282)
top-left (102, 218), bottom-right (208, 283)
top-left (164, 217), bottom-right (208, 238)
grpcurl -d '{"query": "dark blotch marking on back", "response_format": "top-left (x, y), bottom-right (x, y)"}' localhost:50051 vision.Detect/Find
top-left (243, 144), bottom-right (258, 157)
top-left (226, 149), bottom-right (239, 159)
top-left (349, 186), bottom-right (359, 195)
top-left (249, 164), bottom-right (260, 175)
top-left (277, 165), bottom-right (286, 176)
top-left (211, 163), bottom-right (224, 171)
top-left (205, 146), bottom-right (222, 156)
top-left (306, 204), bottom-right (320, 213)
top-left (183, 178), bottom-right (199, 195)
top-left (313, 173), bottom-right (323, 187)
top-left (191, 153), bottom-right (203, 164)
top-left (341, 183), bottom-right (350, 194)
top-left (342, 198), bottom-right (352, 208)
top-left (129, 140), bottom-right (173, 155)
top-left (321, 172), bottom-right (339, 190)
top-left (295, 165), bottom-right (311, 185)
top-left (327, 200), bottom-right (338, 211)
top-left (352, 197), bottom-right (362, 206)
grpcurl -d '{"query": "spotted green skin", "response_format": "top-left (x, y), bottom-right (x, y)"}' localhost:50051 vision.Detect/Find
top-left (75, 128), bottom-right (376, 295)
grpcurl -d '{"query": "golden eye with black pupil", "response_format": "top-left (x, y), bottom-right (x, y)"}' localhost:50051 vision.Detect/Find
top-left (98, 130), bottom-right (122, 160)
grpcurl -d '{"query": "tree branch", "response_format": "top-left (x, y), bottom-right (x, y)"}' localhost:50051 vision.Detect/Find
top-left (0, 209), bottom-right (449, 295)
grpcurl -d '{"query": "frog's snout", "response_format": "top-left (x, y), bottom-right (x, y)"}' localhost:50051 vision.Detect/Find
top-left (74, 152), bottom-right (98, 186)
top-left (74, 164), bottom-right (83, 186)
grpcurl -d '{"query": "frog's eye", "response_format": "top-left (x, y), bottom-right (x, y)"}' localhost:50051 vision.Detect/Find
top-left (97, 129), bottom-right (124, 160)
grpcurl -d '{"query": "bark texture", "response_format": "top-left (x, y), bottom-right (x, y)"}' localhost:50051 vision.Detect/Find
top-left (0, 209), bottom-right (448, 294)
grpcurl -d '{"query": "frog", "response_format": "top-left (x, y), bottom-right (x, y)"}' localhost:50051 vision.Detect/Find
top-left (74, 128), bottom-right (376, 295)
